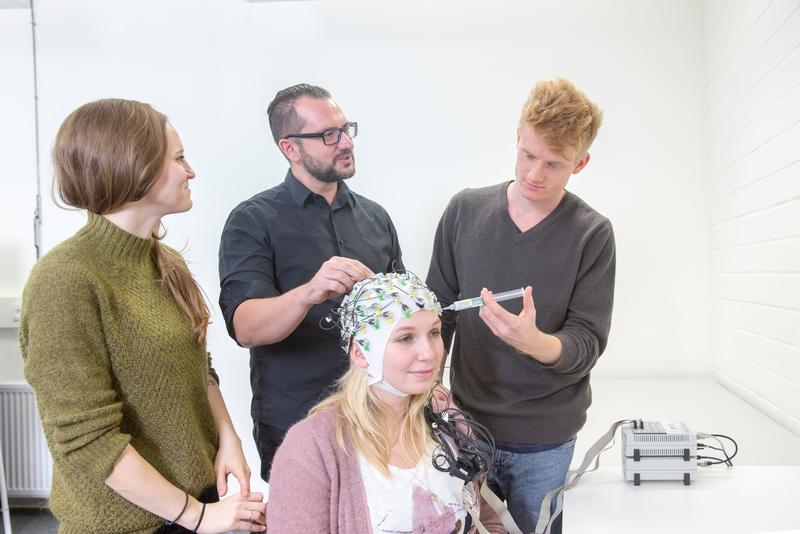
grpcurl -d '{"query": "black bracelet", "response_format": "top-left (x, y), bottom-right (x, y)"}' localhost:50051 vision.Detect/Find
top-left (166, 491), bottom-right (188, 526)
top-left (193, 501), bottom-right (206, 533)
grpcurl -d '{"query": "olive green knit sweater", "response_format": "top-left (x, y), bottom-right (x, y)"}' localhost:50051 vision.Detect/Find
top-left (19, 213), bottom-right (218, 534)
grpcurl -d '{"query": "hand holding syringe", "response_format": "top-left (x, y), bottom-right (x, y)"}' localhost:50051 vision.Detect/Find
top-left (443, 287), bottom-right (525, 311)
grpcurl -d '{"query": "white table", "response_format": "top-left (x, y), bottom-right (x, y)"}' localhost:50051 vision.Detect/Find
top-left (562, 466), bottom-right (800, 534)
top-left (576, 378), bottom-right (800, 469)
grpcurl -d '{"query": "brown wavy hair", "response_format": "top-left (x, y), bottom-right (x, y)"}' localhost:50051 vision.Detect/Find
top-left (53, 98), bottom-right (209, 344)
top-left (520, 77), bottom-right (603, 159)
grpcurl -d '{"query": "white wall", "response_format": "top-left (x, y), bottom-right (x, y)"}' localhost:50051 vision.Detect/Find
top-left (0, 6), bottom-right (37, 381)
top-left (1, 0), bottom-right (711, 489)
top-left (704, 0), bottom-right (800, 435)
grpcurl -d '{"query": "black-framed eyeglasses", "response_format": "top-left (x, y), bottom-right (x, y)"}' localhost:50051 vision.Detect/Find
top-left (284, 122), bottom-right (358, 146)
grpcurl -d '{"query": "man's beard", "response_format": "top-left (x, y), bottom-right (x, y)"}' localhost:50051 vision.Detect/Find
top-left (299, 146), bottom-right (356, 183)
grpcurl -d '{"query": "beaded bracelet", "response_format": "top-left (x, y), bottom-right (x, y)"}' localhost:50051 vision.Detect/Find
top-left (193, 501), bottom-right (207, 533)
top-left (166, 491), bottom-right (188, 526)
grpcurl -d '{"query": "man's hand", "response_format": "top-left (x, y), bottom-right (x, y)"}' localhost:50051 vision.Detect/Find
top-left (479, 285), bottom-right (539, 352)
top-left (478, 286), bottom-right (562, 365)
top-left (300, 257), bottom-right (374, 306)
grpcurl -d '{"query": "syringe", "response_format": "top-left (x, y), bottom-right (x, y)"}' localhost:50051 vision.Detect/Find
top-left (443, 287), bottom-right (525, 311)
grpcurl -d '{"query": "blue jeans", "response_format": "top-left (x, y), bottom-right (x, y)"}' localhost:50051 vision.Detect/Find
top-left (479, 437), bottom-right (576, 534)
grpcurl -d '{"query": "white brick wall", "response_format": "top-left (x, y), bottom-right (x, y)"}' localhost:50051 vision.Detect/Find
top-left (705, 0), bottom-right (800, 435)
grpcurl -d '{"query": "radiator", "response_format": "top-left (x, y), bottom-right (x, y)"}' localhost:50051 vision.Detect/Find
top-left (0, 382), bottom-right (52, 498)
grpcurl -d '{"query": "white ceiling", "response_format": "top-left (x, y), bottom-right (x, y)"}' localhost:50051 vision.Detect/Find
top-left (0, 0), bottom-right (29, 9)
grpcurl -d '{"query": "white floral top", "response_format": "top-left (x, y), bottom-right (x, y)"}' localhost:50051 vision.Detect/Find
top-left (358, 447), bottom-right (469, 534)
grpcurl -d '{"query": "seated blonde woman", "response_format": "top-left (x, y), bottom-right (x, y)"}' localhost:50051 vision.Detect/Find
top-left (267, 272), bottom-right (507, 533)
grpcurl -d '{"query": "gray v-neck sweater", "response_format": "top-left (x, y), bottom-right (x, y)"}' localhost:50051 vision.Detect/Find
top-left (426, 182), bottom-right (616, 443)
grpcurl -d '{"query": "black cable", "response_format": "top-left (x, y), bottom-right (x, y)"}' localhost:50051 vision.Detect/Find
top-left (712, 433), bottom-right (739, 463)
top-left (697, 444), bottom-right (732, 466)
top-left (424, 386), bottom-right (495, 482)
top-left (696, 454), bottom-right (731, 466)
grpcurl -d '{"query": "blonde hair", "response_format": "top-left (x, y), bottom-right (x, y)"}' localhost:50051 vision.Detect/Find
top-left (520, 77), bottom-right (603, 159)
top-left (53, 98), bottom-right (210, 344)
top-left (310, 365), bottom-right (434, 477)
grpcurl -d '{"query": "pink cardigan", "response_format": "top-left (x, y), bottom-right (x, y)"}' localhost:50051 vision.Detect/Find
top-left (267, 407), bottom-right (505, 533)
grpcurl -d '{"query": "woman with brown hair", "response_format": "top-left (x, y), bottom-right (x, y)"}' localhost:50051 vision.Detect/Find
top-left (19, 99), bottom-right (266, 533)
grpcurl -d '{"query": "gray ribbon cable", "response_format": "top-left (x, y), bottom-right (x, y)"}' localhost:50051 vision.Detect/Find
top-left (480, 483), bottom-right (524, 534)
top-left (534, 419), bottom-right (634, 534)
top-left (460, 481), bottom-right (524, 534)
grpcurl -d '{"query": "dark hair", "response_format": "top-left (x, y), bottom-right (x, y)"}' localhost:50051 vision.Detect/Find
top-left (267, 83), bottom-right (331, 144)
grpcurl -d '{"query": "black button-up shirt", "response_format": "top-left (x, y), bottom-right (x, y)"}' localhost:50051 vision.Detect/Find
top-left (218, 170), bottom-right (403, 475)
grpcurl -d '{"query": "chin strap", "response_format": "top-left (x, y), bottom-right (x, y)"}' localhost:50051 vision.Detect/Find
top-left (371, 378), bottom-right (409, 398)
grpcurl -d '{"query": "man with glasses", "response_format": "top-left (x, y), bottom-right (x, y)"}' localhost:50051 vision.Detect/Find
top-left (219, 83), bottom-right (403, 481)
